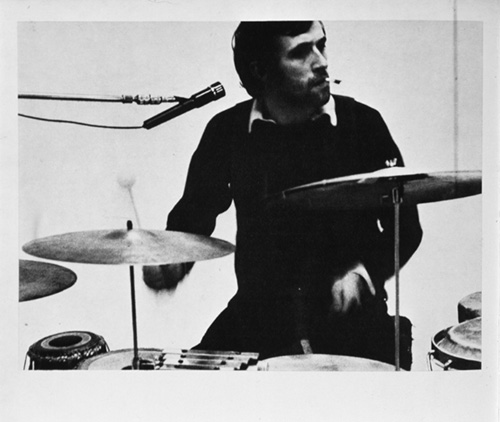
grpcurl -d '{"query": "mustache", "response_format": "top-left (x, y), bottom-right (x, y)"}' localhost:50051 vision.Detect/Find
top-left (311, 72), bottom-right (330, 85)
top-left (311, 72), bottom-right (341, 85)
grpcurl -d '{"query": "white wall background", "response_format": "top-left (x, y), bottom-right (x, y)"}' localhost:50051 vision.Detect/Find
top-left (3, 2), bottom-right (497, 420)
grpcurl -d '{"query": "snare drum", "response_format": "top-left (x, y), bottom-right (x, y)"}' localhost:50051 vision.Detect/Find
top-left (77, 348), bottom-right (162, 370)
top-left (256, 354), bottom-right (397, 371)
top-left (458, 291), bottom-right (481, 323)
top-left (26, 331), bottom-right (109, 370)
top-left (428, 317), bottom-right (481, 370)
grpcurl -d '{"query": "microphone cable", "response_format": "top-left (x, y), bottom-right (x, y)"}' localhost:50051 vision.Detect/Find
top-left (18, 112), bottom-right (143, 130)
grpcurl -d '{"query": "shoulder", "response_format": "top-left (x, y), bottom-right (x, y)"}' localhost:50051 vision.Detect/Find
top-left (196, 99), bottom-right (252, 149)
top-left (333, 94), bottom-right (383, 119)
top-left (207, 99), bottom-right (253, 128)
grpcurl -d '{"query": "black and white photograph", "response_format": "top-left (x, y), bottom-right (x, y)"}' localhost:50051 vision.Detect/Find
top-left (1, 0), bottom-right (498, 421)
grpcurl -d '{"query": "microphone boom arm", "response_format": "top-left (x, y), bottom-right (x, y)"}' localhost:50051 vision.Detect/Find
top-left (18, 93), bottom-right (180, 105)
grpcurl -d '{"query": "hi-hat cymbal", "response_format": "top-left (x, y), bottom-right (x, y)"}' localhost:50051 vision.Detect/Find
top-left (266, 168), bottom-right (481, 211)
top-left (19, 259), bottom-right (77, 302)
top-left (22, 228), bottom-right (235, 265)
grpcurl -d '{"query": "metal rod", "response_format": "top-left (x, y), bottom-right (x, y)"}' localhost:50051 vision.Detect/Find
top-left (18, 93), bottom-right (179, 104)
top-left (127, 220), bottom-right (140, 370)
top-left (392, 187), bottom-right (402, 371)
top-left (19, 93), bottom-right (127, 102)
top-left (293, 286), bottom-right (313, 354)
top-left (129, 264), bottom-right (140, 370)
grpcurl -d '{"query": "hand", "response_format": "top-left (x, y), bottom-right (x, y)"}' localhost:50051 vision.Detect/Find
top-left (142, 263), bottom-right (191, 291)
top-left (329, 271), bottom-right (371, 316)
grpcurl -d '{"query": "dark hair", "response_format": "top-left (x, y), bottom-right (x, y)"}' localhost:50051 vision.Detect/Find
top-left (232, 21), bottom-right (321, 98)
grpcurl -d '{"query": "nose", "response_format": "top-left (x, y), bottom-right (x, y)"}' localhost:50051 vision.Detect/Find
top-left (312, 46), bottom-right (328, 70)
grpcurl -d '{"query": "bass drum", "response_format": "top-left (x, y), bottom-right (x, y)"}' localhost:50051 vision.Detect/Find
top-left (77, 348), bottom-right (162, 370)
top-left (26, 331), bottom-right (109, 370)
top-left (256, 354), bottom-right (397, 371)
top-left (429, 317), bottom-right (481, 370)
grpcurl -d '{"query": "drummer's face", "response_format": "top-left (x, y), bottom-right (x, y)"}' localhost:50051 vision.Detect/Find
top-left (266, 21), bottom-right (330, 108)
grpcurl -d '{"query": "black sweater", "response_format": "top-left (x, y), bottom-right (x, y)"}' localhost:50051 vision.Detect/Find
top-left (167, 95), bottom-right (422, 295)
top-left (166, 95), bottom-right (423, 357)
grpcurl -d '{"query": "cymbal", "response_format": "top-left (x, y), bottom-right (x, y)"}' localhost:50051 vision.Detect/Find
top-left (19, 259), bottom-right (77, 302)
top-left (22, 228), bottom-right (235, 265)
top-left (266, 168), bottom-right (481, 211)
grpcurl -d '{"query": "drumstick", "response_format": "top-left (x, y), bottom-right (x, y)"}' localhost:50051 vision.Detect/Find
top-left (117, 172), bottom-right (141, 228)
top-left (293, 287), bottom-right (314, 354)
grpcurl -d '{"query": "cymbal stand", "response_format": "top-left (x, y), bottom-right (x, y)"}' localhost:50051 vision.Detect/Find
top-left (127, 220), bottom-right (140, 370)
top-left (391, 185), bottom-right (403, 371)
top-left (293, 286), bottom-right (314, 354)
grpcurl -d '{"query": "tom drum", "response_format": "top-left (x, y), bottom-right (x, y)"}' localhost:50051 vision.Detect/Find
top-left (428, 317), bottom-right (481, 370)
top-left (26, 331), bottom-right (109, 370)
top-left (458, 291), bottom-right (481, 323)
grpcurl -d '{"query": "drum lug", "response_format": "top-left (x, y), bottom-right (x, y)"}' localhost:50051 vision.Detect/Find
top-left (443, 359), bottom-right (453, 371)
top-left (427, 351), bottom-right (434, 371)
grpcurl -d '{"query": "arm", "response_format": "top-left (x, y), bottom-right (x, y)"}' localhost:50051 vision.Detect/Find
top-left (356, 107), bottom-right (423, 296)
top-left (167, 114), bottom-right (233, 235)
top-left (329, 262), bottom-right (375, 315)
top-left (329, 103), bottom-right (423, 311)
top-left (143, 114), bottom-right (233, 290)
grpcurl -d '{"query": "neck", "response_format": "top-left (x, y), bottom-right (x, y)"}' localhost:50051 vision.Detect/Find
top-left (261, 97), bottom-right (321, 126)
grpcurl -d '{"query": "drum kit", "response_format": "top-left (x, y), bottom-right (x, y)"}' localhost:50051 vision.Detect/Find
top-left (428, 292), bottom-right (482, 370)
top-left (20, 168), bottom-right (482, 371)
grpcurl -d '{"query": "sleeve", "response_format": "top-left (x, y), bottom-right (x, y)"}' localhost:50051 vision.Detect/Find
top-left (350, 262), bottom-right (376, 296)
top-left (354, 104), bottom-right (423, 296)
top-left (166, 113), bottom-right (233, 236)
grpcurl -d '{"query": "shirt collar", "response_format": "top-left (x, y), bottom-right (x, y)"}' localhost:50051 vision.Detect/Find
top-left (248, 95), bottom-right (337, 133)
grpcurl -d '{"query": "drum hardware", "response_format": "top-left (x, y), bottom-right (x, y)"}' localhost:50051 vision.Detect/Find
top-left (157, 349), bottom-right (259, 371)
top-left (22, 220), bottom-right (235, 370)
top-left (458, 291), bottom-right (481, 323)
top-left (76, 348), bottom-right (259, 371)
top-left (265, 168), bottom-right (482, 371)
top-left (77, 350), bottom-right (396, 371)
top-left (427, 292), bottom-right (482, 370)
top-left (292, 286), bottom-right (314, 354)
top-left (427, 317), bottom-right (481, 371)
top-left (18, 92), bottom-right (181, 105)
top-left (77, 349), bottom-right (398, 371)
top-left (19, 259), bottom-right (77, 302)
top-left (25, 330), bottom-right (109, 370)
top-left (76, 348), bottom-right (163, 370)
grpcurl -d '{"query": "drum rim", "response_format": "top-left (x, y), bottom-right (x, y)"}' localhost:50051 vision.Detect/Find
top-left (431, 327), bottom-right (481, 368)
top-left (76, 348), bottom-right (163, 370)
top-left (261, 353), bottom-right (393, 362)
top-left (40, 332), bottom-right (92, 350)
top-left (258, 353), bottom-right (398, 371)
top-left (28, 331), bottom-right (106, 355)
top-left (458, 291), bottom-right (482, 304)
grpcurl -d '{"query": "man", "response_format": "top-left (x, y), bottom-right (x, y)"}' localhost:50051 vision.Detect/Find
top-left (144, 21), bottom-right (423, 369)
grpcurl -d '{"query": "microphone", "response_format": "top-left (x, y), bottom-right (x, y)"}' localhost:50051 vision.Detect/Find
top-left (143, 82), bottom-right (225, 129)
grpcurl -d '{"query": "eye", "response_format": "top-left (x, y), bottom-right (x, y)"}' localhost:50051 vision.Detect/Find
top-left (288, 44), bottom-right (311, 59)
top-left (317, 38), bottom-right (327, 53)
